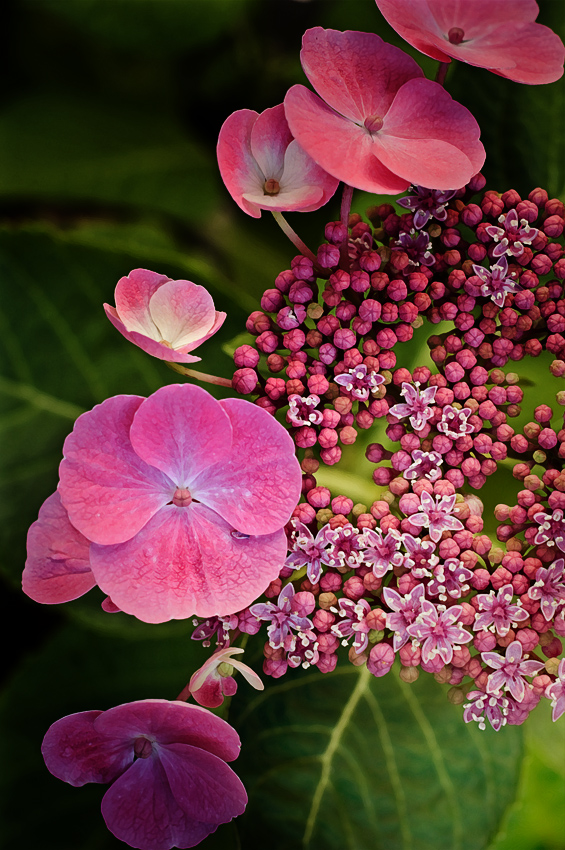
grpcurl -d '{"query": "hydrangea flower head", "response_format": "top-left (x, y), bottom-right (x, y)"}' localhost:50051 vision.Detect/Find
top-left (41, 699), bottom-right (247, 850)
top-left (284, 28), bottom-right (485, 194)
top-left (375, 0), bottom-right (565, 85)
top-left (104, 269), bottom-right (226, 363)
top-left (27, 384), bottom-right (301, 623)
top-left (217, 104), bottom-right (339, 218)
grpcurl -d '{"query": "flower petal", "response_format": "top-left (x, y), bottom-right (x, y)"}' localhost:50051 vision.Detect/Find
top-left (113, 269), bottom-right (171, 338)
top-left (217, 109), bottom-right (266, 218)
top-left (147, 280), bottom-right (223, 350)
top-left (104, 305), bottom-right (203, 363)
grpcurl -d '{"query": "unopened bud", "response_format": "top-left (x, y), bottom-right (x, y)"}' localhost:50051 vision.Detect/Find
top-left (399, 665), bottom-right (419, 684)
top-left (368, 629), bottom-right (384, 644)
top-left (447, 687), bottom-right (465, 705)
top-left (545, 657), bottom-right (561, 676)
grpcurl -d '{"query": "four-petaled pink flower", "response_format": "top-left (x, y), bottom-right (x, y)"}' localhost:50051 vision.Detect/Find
top-left (409, 491), bottom-right (464, 543)
top-left (104, 269), bottom-right (226, 363)
top-left (486, 209), bottom-right (539, 258)
top-left (284, 28), bottom-right (485, 195)
top-left (375, 0), bottom-right (565, 85)
top-left (389, 382), bottom-right (437, 431)
top-left (527, 558), bottom-right (565, 621)
top-left (41, 699), bottom-right (247, 850)
top-left (24, 384), bottom-right (301, 623)
top-left (438, 404), bottom-right (473, 439)
top-left (334, 364), bottom-right (384, 400)
top-left (482, 640), bottom-right (545, 703)
top-left (188, 647), bottom-right (263, 708)
top-left (407, 599), bottom-right (472, 665)
top-left (545, 658), bottom-right (565, 722)
top-left (217, 103), bottom-right (338, 218)
top-left (473, 584), bottom-right (529, 636)
top-left (472, 256), bottom-right (521, 308)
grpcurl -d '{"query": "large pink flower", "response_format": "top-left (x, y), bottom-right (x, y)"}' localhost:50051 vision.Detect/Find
top-left (284, 28), bottom-right (485, 194)
top-left (41, 699), bottom-right (247, 850)
top-left (104, 269), bottom-right (226, 363)
top-left (217, 103), bottom-right (339, 218)
top-left (25, 384), bottom-right (301, 623)
top-left (375, 0), bottom-right (564, 85)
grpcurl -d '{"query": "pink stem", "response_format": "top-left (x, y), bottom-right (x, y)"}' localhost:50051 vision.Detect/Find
top-left (176, 682), bottom-right (192, 702)
top-left (339, 183), bottom-right (354, 271)
top-left (435, 62), bottom-right (449, 86)
top-left (271, 211), bottom-right (326, 276)
top-left (167, 362), bottom-right (233, 388)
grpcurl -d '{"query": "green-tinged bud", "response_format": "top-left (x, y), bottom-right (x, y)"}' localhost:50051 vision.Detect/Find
top-left (316, 508), bottom-right (333, 524)
top-left (217, 662), bottom-right (234, 678)
top-left (382, 491), bottom-right (395, 505)
top-left (545, 657), bottom-right (560, 676)
top-left (447, 687), bottom-right (466, 705)
top-left (489, 547), bottom-right (504, 565)
top-left (307, 303), bottom-right (324, 320)
top-left (368, 629), bottom-right (384, 644)
top-left (533, 449), bottom-right (547, 464)
top-left (412, 315), bottom-right (424, 328)
top-left (318, 592), bottom-right (337, 610)
top-left (506, 372), bottom-right (519, 384)
top-left (399, 665), bottom-right (419, 684)
top-left (556, 390), bottom-right (565, 406)
top-left (349, 646), bottom-right (368, 666)
top-left (380, 370), bottom-right (392, 385)
top-left (352, 503), bottom-right (367, 518)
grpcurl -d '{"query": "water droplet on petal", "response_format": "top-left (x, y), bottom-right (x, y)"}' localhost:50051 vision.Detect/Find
top-left (231, 530), bottom-right (250, 540)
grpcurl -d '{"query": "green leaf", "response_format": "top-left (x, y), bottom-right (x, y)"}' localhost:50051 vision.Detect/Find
top-left (231, 664), bottom-right (524, 850)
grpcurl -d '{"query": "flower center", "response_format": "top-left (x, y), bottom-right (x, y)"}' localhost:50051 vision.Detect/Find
top-left (264, 178), bottom-right (280, 196)
top-left (158, 339), bottom-right (173, 348)
top-left (173, 487), bottom-right (193, 507)
top-left (448, 27), bottom-right (465, 45)
top-left (364, 113), bottom-right (383, 134)
top-left (133, 736), bottom-right (154, 759)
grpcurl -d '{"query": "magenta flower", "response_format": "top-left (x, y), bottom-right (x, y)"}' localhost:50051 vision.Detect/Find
top-left (389, 382), bottom-right (437, 431)
top-left (401, 533), bottom-right (439, 579)
top-left (545, 658), bottom-right (565, 722)
top-left (382, 583), bottom-right (426, 651)
top-left (334, 364), bottom-right (384, 400)
top-left (284, 520), bottom-right (333, 585)
top-left (188, 647), bottom-right (263, 708)
top-left (27, 384), bottom-right (301, 623)
top-left (471, 256), bottom-right (521, 307)
top-left (463, 690), bottom-right (510, 732)
top-left (287, 394), bottom-right (323, 427)
top-left (104, 269), bottom-right (226, 363)
top-left (284, 28), bottom-right (485, 194)
top-left (190, 614), bottom-right (238, 648)
top-left (527, 558), bottom-right (565, 621)
top-left (427, 557), bottom-right (473, 602)
top-left (403, 450), bottom-right (443, 483)
top-left (322, 522), bottom-right (367, 570)
top-left (482, 640), bottom-right (545, 702)
top-left (534, 508), bottom-right (565, 552)
top-left (438, 405), bottom-right (473, 439)
top-left (331, 597), bottom-right (373, 654)
top-left (375, 0), bottom-right (565, 85)
top-left (485, 209), bottom-right (539, 258)
top-left (474, 584), bottom-right (529, 636)
top-left (217, 104), bottom-right (338, 218)
top-left (250, 583), bottom-right (314, 649)
top-left (42, 699), bottom-right (247, 850)
top-left (362, 527), bottom-right (404, 578)
top-left (394, 229), bottom-right (435, 267)
top-left (409, 491), bottom-right (464, 543)
top-left (406, 600), bottom-right (472, 665)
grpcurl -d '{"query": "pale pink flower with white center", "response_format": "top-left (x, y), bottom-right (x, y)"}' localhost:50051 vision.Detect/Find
top-left (188, 647), bottom-right (263, 708)
top-left (287, 394), bottom-right (323, 427)
top-left (534, 509), bottom-right (565, 552)
top-left (27, 384), bottom-right (301, 623)
top-left (217, 104), bottom-right (338, 218)
top-left (474, 584), bottom-right (529, 636)
top-left (463, 690), bottom-right (510, 732)
top-left (104, 269), bottom-right (226, 363)
top-left (284, 28), bottom-right (485, 195)
top-left (545, 658), bottom-right (565, 722)
top-left (284, 520), bottom-right (333, 585)
top-left (482, 640), bottom-right (545, 703)
top-left (334, 364), bottom-right (384, 400)
top-left (409, 491), bottom-right (464, 543)
top-left (486, 209), bottom-right (539, 258)
top-left (389, 382), bottom-right (437, 431)
top-left (362, 527), bottom-right (404, 578)
top-left (375, 0), bottom-right (565, 85)
top-left (287, 629), bottom-right (320, 670)
top-left (438, 404), bottom-right (474, 439)
top-left (407, 599), bottom-right (472, 665)
top-left (427, 557), bottom-right (473, 602)
top-left (331, 597), bottom-right (373, 653)
top-left (403, 449), bottom-right (443, 482)
top-left (383, 583), bottom-right (426, 651)
top-left (41, 700), bottom-right (247, 850)
top-left (471, 256), bottom-right (521, 308)
top-left (527, 558), bottom-right (565, 621)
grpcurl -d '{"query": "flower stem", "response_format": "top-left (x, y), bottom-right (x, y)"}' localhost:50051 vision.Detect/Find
top-left (176, 682), bottom-right (192, 702)
top-left (435, 62), bottom-right (449, 86)
top-left (167, 362), bottom-right (233, 388)
top-left (339, 183), bottom-right (354, 271)
top-left (271, 211), bottom-right (326, 276)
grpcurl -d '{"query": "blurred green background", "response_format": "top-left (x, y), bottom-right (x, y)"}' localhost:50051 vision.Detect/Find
top-left (0, 1), bottom-right (564, 848)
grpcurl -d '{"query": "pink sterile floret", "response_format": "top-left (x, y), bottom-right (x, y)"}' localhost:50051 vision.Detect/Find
top-left (375, 0), bottom-right (565, 85)
top-left (41, 699), bottom-right (247, 850)
top-left (217, 103), bottom-right (338, 218)
top-left (29, 384), bottom-right (301, 623)
top-left (188, 647), bottom-right (263, 708)
top-left (104, 269), bottom-right (226, 363)
top-left (284, 28), bottom-right (485, 195)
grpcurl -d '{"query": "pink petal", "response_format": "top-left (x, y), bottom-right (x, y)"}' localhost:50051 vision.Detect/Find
top-left (114, 269), bottom-right (171, 338)
top-left (59, 395), bottom-right (173, 545)
top-left (160, 742), bottom-right (247, 823)
top-left (95, 700), bottom-right (242, 762)
top-left (190, 675), bottom-right (226, 709)
top-left (147, 280), bottom-right (220, 350)
top-left (249, 104), bottom-right (292, 183)
top-left (375, 78), bottom-right (485, 188)
top-left (42, 710), bottom-right (132, 787)
top-left (128, 384), bottom-right (233, 487)
top-left (89, 504), bottom-right (287, 622)
top-left (217, 109), bottom-right (266, 218)
top-left (299, 28), bottom-right (423, 123)
top-left (101, 757), bottom-right (217, 850)
top-left (23, 491), bottom-right (94, 604)
top-left (104, 305), bottom-right (203, 363)
top-left (284, 84), bottom-right (409, 194)
top-left (192, 397), bottom-right (301, 535)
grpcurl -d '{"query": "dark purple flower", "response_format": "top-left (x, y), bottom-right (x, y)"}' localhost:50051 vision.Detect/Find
top-left (397, 185), bottom-right (456, 229)
top-left (395, 229), bottom-right (435, 266)
top-left (287, 394), bottom-right (323, 427)
top-left (437, 405), bottom-right (474, 439)
top-left (287, 629), bottom-right (320, 669)
top-left (191, 614), bottom-right (239, 648)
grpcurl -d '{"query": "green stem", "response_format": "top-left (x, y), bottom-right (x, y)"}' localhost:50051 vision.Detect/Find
top-left (167, 361), bottom-right (233, 388)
